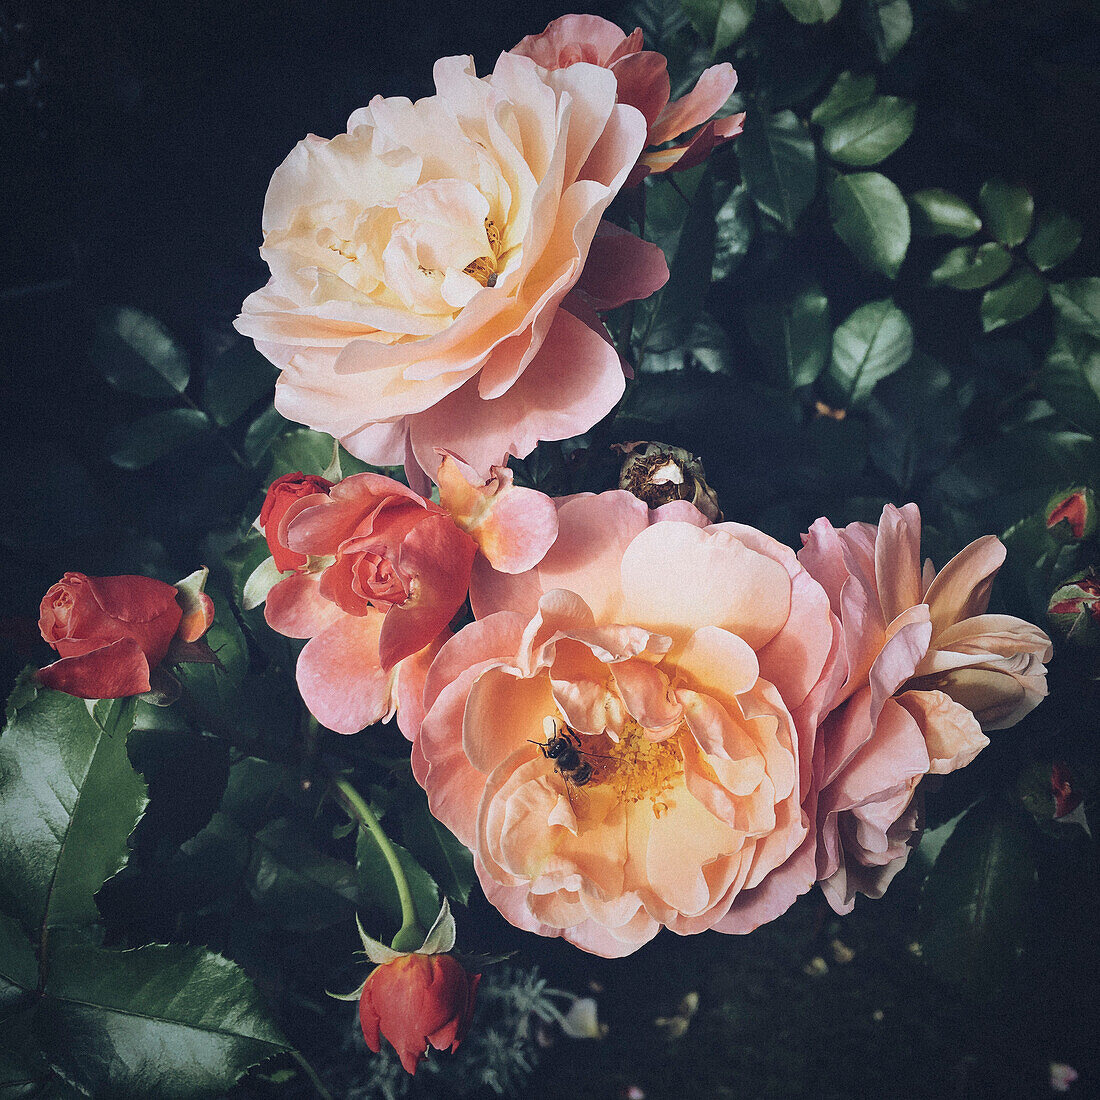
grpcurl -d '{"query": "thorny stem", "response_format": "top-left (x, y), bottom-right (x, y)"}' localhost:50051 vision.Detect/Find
top-left (330, 775), bottom-right (425, 951)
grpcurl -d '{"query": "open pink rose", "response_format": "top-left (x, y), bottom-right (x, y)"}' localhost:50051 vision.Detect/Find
top-left (235, 51), bottom-right (668, 489)
top-left (37, 573), bottom-right (184, 698)
top-left (411, 492), bottom-right (836, 956)
top-left (511, 15), bottom-right (745, 182)
top-left (799, 504), bottom-right (1053, 912)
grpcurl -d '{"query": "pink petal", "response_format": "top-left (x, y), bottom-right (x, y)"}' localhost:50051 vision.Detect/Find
top-left (610, 50), bottom-right (671, 130)
top-left (36, 638), bottom-right (152, 699)
top-left (573, 222), bottom-right (669, 311)
top-left (896, 689), bottom-right (988, 774)
top-left (924, 535), bottom-right (1007, 639)
top-left (265, 573), bottom-right (346, 639)
top-left (649, 63), bottom-right (739, 147)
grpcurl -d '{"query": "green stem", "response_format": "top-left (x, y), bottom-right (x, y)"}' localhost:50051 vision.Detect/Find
top-left (331, 776), bottom-right (424, 950)
top-left (291, 1050), bottom-right (335, 1100)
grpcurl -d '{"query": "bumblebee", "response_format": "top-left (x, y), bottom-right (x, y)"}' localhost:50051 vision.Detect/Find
top-left (531, 717), bottom-right (609, 817)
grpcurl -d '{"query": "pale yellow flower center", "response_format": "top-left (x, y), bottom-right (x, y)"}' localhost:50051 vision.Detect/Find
top-left (462, 217), bottom-right (503, 287)
top-left (600, 719), bottom-right (683, 819)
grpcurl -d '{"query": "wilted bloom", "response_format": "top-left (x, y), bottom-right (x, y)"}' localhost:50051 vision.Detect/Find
top-left (1048, 570), bottom-right (1100, 646)
top-left (615, 441), bottom-right (722, 522)
top-left (512, 15), bottom-right (745, 181)
top-left (236, 50), bottom-right (667, 487)
top-left (799, 504), bottom-right (1052, 912)
top-left (36, 571), bottom-right (212, 698)
top-left (259, 472), bottom-right (333, 571)
top-left (1045, 486), bottom-right (1096, 542)
top-left (412, 492), bottom-right (837, 956)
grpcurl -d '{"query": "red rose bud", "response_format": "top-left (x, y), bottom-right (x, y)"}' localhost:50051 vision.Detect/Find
top-left (259, 472), bottom-right (333, 572)
top-left (37, 573), bottom-right (184, 698)
top-left (1045, 486), bottom-right (1096, 543)
top-left (1048, 570), bottom-right (1100, 645)
top-left (1051, 762), bottom-right (1082, 819)
top-left (359, 953), bottom-right (480, 1075)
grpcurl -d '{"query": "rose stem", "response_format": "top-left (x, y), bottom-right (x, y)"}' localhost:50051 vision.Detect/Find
top-left (290, 1050), bottom-right (335, 1100)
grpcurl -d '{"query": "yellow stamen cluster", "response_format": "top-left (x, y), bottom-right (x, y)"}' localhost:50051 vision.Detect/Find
top-left (464, 217), bottom-right (503, 287)
top-left (600, 718), bottom-right (683, 819)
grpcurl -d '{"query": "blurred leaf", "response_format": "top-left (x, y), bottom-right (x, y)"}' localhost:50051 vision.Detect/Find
top-left (780, 0), bottom-right (841, 23)
top-left (356, 826), bottom-right (440, 937)
top-left (400, 789), bottom-right (476, 907)
top-left (930, 242), bottom-right (1013, 290)
top-left (244, 404), bottom-right (288, 466)
top-left (174, 589), bottom-right (248, 720)
top-left (862, 0), bottom-right (913, 62)
top-left (920, 798), bottom-right (1037, 999)
top-left (624, 0), bottom-right (689, 51)
top-left (978, 179), bottom-right (1034, 248)
top-left (827, 171), bottom-right (910, 278)
top-left (1049, 278), bottom-right (1100, 339)
top-left (247, 818), bottom-right (357, 930)
top-left (682, 0), bottom-right (755, 49)
top-left (712, 183), bottom-right (756, 281)
top-left (827, 298), bottom-right (913, 406)
top-left (981, 268), bottom-right (1046, 333)
top-left (746, 283), bottom-right (831, 388)
top-left (108, 408), bottom-right (213, 469)
top-left (266, 428), bottom-right (340, 480)
top-left (93, 307), bottom-right (190, 399)
top-left (0, 690), bottom-right (145, 937)
top-left (35, 939), bottom-right (287, 1098)
top-left (908, 188), bottom-right (982, 239)
top-left (1025, 210), bottom-right (1083, 272)
top-left (1040, 331), bottom-right (1100, 437)
top-left (821, 96), bottom-right (915, 166)
top-left (737, 110), bottom-right (818, 232)
top-left (811, 71), bottom-right (876, 127)
top-left (202, 340), bottom-right (277, 428)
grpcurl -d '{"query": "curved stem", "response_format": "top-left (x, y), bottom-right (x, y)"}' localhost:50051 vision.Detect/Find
top-left (331, 776), bottom-right (425, 951)
top-left (291, 1050), bottom-right (335, 1100)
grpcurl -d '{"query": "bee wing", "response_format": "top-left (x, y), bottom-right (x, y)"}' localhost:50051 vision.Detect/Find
top-left (565, 781), bottom-right (589, 820)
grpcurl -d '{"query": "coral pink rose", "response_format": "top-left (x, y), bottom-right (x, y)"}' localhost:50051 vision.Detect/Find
top-left (259, 472), bottom-right (333, 572)
top-left (411, 492), bottom-right (837, 957)
top-left (511, 15), bottom-right (745, 181)
top-left (235, 51), bottom-right (668, 489)
top-left (799, 504), bottom-right (1053, 913)
top-left (37, 573), bottom-right (184, 698)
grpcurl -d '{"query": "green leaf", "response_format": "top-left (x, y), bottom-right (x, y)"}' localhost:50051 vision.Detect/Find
top-left (356, 827), bottom-right (440, 936)
top-left (978, 179), bottom-right (1034, 247)
top-left (93, 307), bottom-right (190, 399)
top-left (1049, 277), bottom-right (1100, 339)
top-left (202, 340), bottom-right (277, 428)
top-left (980, 268), bottom-right (1046, 333)
top-left (736, 110), bottom-right (818, 232)
top-left (811, 72), bottom-right (876, 128)
top-left (0, 690), bottom-right (145, 937)
top-left (266, 428), bottom-right (341, 480)
top-left (828, 171), bottom-right (910, 278)
top-left (862, 0), bottom-right (913, 63)
top-left (711, 183), bottom-right (756, 281)
top-left (746, 283), bottom-right (831, 388)
top-left (247, 818), bottom-right (357, 930)
top-left (780, 0), bottom-right (841, 23)
top-left (682, 0), bottom-right (755, 50)
top-left (930, 242), bottom-right (1013, 290)
top-left (827, 298), bottom-right (913, 406)
top-left (1025, 210), bottom-right (1083, 272)
top-left (108, 408), bottom-right (213, 470)
top-left (920, 798), bottom-right (1037, 999)
top-left (400, 790), bottom-right (476, 907)
top-left (821, 96), bottom-right (915, 167)
top-left (243, 404), bottom-right (288, 466)
top-left (36, 940), bottom-right (288, 1098)
top-left (0, 912), bottom-right (37, 1012)
top-left (1040, 331), bottom-right (1100, 438)
top-left (908, 188), bottom-right (982, 239)
top-left (174, 589), bottom-right (248, 719)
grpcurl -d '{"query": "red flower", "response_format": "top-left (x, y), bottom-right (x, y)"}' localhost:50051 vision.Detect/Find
top-left (358, 953), bottom-right (480, 1075)
top-left (1045, 487), bottom-right (1096, 542)
top-left (1051, 762), bottom-right (1082, 819)
top-left (259, 472), bottom-right (333, 572)
top-left (37, 573), bottom-right (183, 698)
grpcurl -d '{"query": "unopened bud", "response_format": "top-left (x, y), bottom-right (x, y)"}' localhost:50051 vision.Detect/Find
top-left (615, 442), bottom-right (722, 522)
top-left (1045, 487), bottom-right (1096, 543)
top-left (1047, 569), bottom-right (1100, 646)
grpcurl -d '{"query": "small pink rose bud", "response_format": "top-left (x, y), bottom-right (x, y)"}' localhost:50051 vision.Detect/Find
top-left (615, 441), bottom-right (722, 522)
top-left (1051, 762), bottom-right (1082, 819)
top-left (1045, 487), bottom-right (1096, 543)
top-left (1048, 570), bottom-right (1100, 645)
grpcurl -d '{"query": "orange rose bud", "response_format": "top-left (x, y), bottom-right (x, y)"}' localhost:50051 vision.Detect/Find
top-left (358, 953), bottom-right (480, 1075)
top-left (1045, 486), bottom-right (1096, 543)
top-left (259, 472), bottom-right (333, 572)
top-left (1048, 569), bottom-right (1100, 646)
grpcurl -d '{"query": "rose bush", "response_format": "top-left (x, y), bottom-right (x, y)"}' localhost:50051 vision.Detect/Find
top-left (798, 504), bottom-right (1053, 912)
top-left (235, 51), bottom-right (669, 487)
top-left (37, 573), bottom-right (185, 698)
top-left (411, 492), bottom-right (838, 956)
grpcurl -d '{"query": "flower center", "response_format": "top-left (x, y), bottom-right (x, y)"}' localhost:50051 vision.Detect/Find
top-left (463, 217), bottom-right (502, 287)
top-left (600, 718), bottom-right (683, 819)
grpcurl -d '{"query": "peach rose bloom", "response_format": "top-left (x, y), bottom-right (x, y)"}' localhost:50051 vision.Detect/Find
top-left (235, 52), bottom-right (668, 489)
top-left (512, 15), bottom-right (746, 180)
top-left (799, 504), bottom-right (1052, 913)
top-left (411, 492), bottom-right (837, 957)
